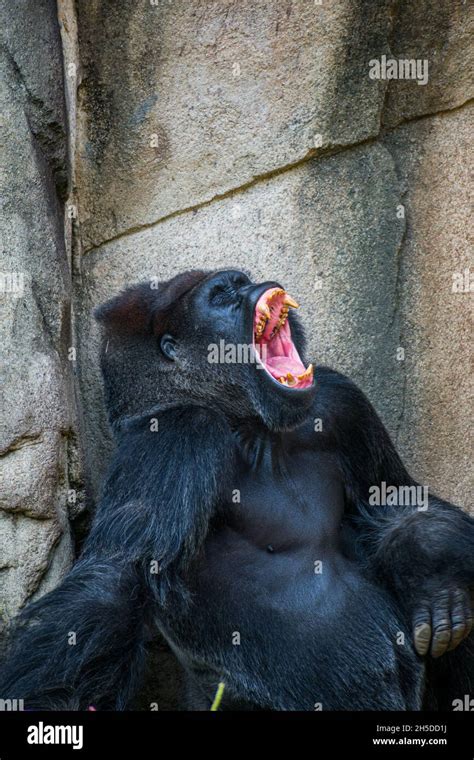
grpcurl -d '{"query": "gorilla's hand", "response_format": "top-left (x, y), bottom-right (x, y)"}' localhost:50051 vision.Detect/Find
top-left (413, 581), bottom-right (473, 657)
top-left (363, 506), bottom-right (474, 659)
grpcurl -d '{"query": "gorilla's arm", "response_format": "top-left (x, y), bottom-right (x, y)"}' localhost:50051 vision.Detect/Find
top-left (312, 366), bottom-right (474, 658)
top-left (0, 559), bottom-right (148, 709)
top-left (0, 406), bottom-right (234, 709)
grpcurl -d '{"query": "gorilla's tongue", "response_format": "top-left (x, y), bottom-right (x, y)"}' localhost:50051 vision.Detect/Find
top-left (254, 288), bottom-right (313, 389)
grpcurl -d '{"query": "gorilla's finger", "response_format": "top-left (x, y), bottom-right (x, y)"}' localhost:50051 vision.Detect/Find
top-left (413, 605), bottom-right (432, 656)
top-left (430, 591), bottom-right (452, 658)
top-left (463, 596), bottom-right (473, 638)
top-left (447, 589), bottom-right (470, 651)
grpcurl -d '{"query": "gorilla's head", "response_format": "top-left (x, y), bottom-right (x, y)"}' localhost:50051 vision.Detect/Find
top-left (95, 269), bottom-right (316, 432)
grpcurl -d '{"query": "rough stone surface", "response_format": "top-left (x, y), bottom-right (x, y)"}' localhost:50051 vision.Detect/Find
top-left (384, 104), bottom-right (473, 507)
top-left (75, 0), bottom-right (393, 250)
top-left (383, 0), bottom-right (474, 127)
top-left (0, 1), bottom-right (78, 618)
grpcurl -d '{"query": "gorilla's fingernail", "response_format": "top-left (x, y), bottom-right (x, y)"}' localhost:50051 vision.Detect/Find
top-left (414, 623), bottom-right (431, 655)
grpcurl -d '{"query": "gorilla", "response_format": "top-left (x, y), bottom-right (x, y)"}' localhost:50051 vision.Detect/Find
top-left (1, 268), bottom-right (473, 710)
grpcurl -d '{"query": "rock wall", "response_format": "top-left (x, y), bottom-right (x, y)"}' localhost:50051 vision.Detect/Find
top-left (0, 1), bottom-right (80, 618)
top-left (0, 0), bottom-right (472, 703)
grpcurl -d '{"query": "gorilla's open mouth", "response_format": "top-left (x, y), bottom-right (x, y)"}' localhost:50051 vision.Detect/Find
top-left (253, 288), bottom-right (314, 389)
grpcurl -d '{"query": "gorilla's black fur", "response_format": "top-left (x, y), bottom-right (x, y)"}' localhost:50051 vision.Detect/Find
top-left (1, 269), bottom-right (473, 710)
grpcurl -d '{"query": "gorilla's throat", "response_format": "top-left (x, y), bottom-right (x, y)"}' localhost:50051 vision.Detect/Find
top-left (253, 288), bottom-right (314, 389)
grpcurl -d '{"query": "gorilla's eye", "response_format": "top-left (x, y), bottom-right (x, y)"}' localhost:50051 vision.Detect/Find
top-left (209, 282), bottom-right (241, 307)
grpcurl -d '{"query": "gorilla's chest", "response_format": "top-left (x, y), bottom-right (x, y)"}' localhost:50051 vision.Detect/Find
top-left (200, 432), bottom-right (346, 587)
top-left (230, 444), bottom-right (344, 549)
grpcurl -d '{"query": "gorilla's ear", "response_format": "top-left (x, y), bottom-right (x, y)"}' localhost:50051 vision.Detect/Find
top-left (94, 271), bottom-right (209, 337)
top-left (160, 334), bottom-right (177, 360)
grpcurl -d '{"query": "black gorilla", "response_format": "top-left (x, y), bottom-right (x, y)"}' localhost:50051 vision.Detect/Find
top-left (1, 269), bottom-right (473, 710)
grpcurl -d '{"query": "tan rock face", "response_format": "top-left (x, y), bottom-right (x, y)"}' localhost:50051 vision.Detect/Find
top-left (383, 0), bottom-right (474, 126)
top-left (0, 1), bottom-right (78, 618)
top-left (75, 0), bottom-right (392, 250)
top-left (384, 105), bottom-right (473, 508)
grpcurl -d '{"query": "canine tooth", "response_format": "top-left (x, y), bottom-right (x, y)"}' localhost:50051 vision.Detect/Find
top-left (283, 295), bottom-right (299, 309)
top-left (258, 303), bottom-right (271, 319)
top-left (297, 364), bottom-right (313, 380)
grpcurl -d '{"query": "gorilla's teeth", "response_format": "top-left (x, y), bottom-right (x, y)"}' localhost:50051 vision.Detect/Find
top-left (255, 322), bottom-right (267, 341)
top-left (297, 364), bottom-right (313, 381)
top-left (255, 314), bottom-right (267, 338)
top-left (255, 289), bottom-right (296, 343)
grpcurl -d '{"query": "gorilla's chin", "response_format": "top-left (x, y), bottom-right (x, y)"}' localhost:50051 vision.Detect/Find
top-left (253, 380), bottom-right (317, 432)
